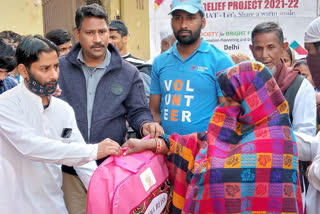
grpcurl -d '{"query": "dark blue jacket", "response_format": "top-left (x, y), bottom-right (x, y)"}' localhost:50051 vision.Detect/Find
top-left (59, 43), bottom-right (153, 147)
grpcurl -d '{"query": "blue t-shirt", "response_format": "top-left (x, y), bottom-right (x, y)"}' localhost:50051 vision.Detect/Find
top-left (0, 77), bottom-right (17, 95)
top-left (151, 39), bottom-right (233, 135)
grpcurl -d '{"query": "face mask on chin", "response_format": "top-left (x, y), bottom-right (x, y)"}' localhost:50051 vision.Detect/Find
top-left (26, 68), bottom-right (57, 96)
top-left (307, 54), bottom-right (320, 90)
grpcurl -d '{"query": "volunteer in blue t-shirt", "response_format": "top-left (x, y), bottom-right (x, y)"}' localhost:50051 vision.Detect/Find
top-left (150, 0), bottom-right (234, 135)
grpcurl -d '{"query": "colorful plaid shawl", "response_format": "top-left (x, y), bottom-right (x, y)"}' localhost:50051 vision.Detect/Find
top-left (165, 61), bottom-right (302, 213)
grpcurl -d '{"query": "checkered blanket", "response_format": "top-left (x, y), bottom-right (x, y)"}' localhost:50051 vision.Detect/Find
top-left (165, 61), bottom-right (303, 213)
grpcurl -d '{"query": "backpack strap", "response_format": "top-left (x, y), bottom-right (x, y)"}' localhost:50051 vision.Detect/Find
top-left (284, 74), bottom-right (304, 122)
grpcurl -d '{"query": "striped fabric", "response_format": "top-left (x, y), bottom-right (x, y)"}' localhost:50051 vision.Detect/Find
top-left (165, 61), bottom-right (303, 213)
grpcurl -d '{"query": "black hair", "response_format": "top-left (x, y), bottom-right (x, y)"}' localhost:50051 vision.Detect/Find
top-left (199, 11), bottom-right (204, 18)
top-left (294, 58), bottom-right (307, 68)
top-left (16, 35), bottom-right (59, 69)
top-left (0, 39), bottom-right (17, 72)
top-left (113, 29), bottom-right (127, 37)
top-left (75, 3), bottom-right (108, 30)
top-left (251, 22), bottom-right (284, 45)
top-left (0, 30), bottom-right (23, 44)
top-left (46, 29), bottom-right (71, 46)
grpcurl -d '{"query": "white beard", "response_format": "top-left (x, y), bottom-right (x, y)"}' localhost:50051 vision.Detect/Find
top-left (270, 65), bottom-right (277, 75)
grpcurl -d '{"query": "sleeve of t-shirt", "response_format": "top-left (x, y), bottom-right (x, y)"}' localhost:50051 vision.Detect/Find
top-left (215, 55), bottom-right (234, 97)
top-left (150, 58), bottom-right (161, 95)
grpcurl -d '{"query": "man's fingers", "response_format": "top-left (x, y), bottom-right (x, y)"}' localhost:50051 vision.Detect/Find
top-left (147, 124), bottom-right (157, 138)
top-left (107, 148), bottom-right (121, 156)
top-left (104, 145), bottom-right (121, 156)
top-left (123, 148), bottom-right (136, 156)
top-left (155, 125), bottom-right (164, 137)
top-left (102, 138), bottom-right (120, 146)
top-left (97, 138), bottom-right (122, 159)
top-left (122, 142), bottom-right (129, 148)
top-left (142, 123), bottom-right (164, 138)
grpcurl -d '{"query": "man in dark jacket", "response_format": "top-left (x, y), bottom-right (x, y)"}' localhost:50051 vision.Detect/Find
top-left (58, 4), bottom-right (163, 214)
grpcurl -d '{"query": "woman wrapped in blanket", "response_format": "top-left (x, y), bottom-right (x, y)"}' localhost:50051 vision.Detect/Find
top-left (123, 61), bottom-right (303, 214)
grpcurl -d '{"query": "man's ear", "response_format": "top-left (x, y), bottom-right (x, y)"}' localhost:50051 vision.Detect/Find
top-left (74, 28), bottom-right (80, 42)
top-left (122, 35), bottom-right (128, 44)
top-left (249, 44), bottom-right (254, 54)
top-left (18, 64), bottom-right (29, 81)
top-left (201, 17), bottom-right (206, 29)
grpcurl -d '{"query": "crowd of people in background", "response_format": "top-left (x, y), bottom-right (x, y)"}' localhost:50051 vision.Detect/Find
top-left (1, 0), bottom-right (320, 213)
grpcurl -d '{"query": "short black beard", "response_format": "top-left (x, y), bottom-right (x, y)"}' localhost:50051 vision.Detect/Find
top-left (26, 68), bottom-right (57, 88)
top-left (174, 25), bottom-right (202, 45)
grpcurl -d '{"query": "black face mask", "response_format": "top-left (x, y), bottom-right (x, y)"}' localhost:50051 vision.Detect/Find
top-left (307, 53), bottom-right (320, 90)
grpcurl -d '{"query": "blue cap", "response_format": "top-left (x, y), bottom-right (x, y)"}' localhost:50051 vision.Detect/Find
top-left (169, 0), bottom-right (204, 15)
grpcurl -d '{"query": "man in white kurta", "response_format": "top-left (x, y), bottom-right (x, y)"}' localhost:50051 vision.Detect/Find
top-left (0, 35), bottom-right (121, 214)
top-left (295, 16), bottom-right (320, 214)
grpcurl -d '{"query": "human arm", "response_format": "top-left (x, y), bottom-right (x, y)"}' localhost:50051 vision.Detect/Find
top-left (124, 70), bottom-right (155, 136)
top-left (292, 79), bottom-right (316, 136)
top-left (149, 58), bottom-right (162, 124)
top-left (296, 129), bottom-right (320, 192)
top-left (294, 131), bottom-right (320, 192)
top-left (308, 140), bottom-right (320, 192)
top-left (122, 138), bottom-right (169, 155)
top-left (52, 84), bottom-right (62, 97)
top-left (215, 56), bottom-right (233, 105)
top-left (123, 132), bottom-right (204, 209)
top-left (139, 72), bottom-right (151, 103)
top-left (140, 122), bottom-right (164, 138)
top-left (0, 102), bottom-right (121, 166)
top-left (149, 94), bottom-right (161, 123)
top-left (75, 137), bottom-right (121, 188)
top-left (316, 92), bottom-right (320, 105)
top-left (218, 96), bottom-right (225, 104)
top-left (294, 131), bottom-right (320, 161)
top-left (123, 132), bottom-right (204, 159)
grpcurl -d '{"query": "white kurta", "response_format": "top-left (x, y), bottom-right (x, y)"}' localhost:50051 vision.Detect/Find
top-left (292, 78), bottom-right (317, 136)
top-left (290, 78), bottom-right (317, 212)
top-left (295, 132), bottom-right (320, 214)
top-left (0, 83), bottom-right (98, 214)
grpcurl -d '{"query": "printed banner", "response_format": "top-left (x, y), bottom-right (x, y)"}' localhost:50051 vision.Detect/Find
top-left (149, 0), bottom-right (319, 60)
top-left (154, 0), bottom-right (165, 9)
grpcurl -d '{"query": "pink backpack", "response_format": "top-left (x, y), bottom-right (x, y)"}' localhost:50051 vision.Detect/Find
top-left (86, 145), bottom-right (171, 214)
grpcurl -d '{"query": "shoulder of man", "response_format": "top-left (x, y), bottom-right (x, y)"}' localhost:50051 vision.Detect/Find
top-left (123, 54), bottom-right (144, 64)
top-left (51, 96), bottom-right (75, 114)
top-left (137, 63), bottom-right (152, 77)
top-left (120, 57), bottom-right (140, 74)
top-left (0, 84), bottom-right (21, 110)
top-left (207, 43), bottom-right (230, 57)
top-left (152, 50), bottom-right (173, 69)
top-left (3, 77), bottom-right (17, 88)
